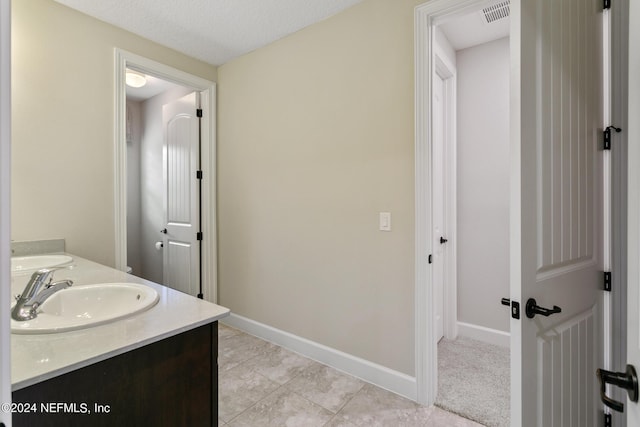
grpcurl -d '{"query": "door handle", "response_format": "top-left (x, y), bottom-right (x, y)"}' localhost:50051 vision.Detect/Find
top-left (597, 365), bottom-right (639, 412)
top-left (525, 298), bottom-right (561, 319)
top-left (440, 236), bottom-right (448, 244)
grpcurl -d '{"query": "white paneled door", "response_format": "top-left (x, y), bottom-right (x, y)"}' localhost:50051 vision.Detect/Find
top-left (513, 0), bottom-right (604, 425)
top-left (162, 92), bottom-right (200, 296)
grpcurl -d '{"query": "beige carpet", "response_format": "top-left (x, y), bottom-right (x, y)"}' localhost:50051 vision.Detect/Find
top-left (435, 336), bottom-right (510, 427)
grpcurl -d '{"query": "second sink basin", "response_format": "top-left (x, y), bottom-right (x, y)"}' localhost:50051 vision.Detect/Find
top-left (11, 283), bottom-right (159, 334)
top-left (11, 255), bottom-right (73, 273)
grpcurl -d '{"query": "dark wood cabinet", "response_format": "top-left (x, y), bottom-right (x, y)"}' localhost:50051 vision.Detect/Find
top-left (12, 322), bottom-right (218, 427)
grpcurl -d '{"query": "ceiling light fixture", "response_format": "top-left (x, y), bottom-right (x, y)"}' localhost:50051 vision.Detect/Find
top-left (125, 70), bottom-right (147, 88)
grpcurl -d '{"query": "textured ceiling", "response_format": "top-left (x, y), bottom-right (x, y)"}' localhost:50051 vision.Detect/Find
top-left (54, 0), bottom-right (363, 66)
top-left (439, 2), bottom-right (510, 51)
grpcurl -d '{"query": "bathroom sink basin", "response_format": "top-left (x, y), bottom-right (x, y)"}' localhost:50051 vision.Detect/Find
top-left (11, 255), bottom-right (73, 273)
top-left (11, 283), bottom-right (159, 334)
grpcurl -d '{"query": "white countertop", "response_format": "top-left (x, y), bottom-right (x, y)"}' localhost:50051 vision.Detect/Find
top-left (10, 254), bottom-right (230, 391)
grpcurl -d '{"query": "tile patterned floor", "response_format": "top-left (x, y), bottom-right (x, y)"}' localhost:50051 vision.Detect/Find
top-left (218, 323), bottom-right (484, 426)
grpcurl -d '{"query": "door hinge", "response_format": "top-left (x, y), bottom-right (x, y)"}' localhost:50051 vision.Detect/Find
top-left (428, 254), bottom-right (432, 264)
top-left (196, 108), bottom-right (203, 118)
top-left (196, 170), bottom-right (203, 179)
top-left (604, 412), bottom-right (612, 427)
top-left (604, 271), bottom-right (612, 292)
top-left (604, 126), bottom-right (622, 150)
top-left (604, 0), bottom-right (611, 9)
top-left (197, 232), bottom-right (203, 241)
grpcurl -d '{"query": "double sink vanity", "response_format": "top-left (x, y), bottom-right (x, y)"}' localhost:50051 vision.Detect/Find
top-left (9, 250), bottom-right (230, 426)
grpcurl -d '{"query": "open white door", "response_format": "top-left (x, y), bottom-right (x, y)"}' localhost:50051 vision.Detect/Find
top-left (162, 92), bottom-right (201, 296)
top-left (433, 72), bottom-right (446, 342)
top-left (512, 0), bottom-right (605, 424)
top-left (626, 0), bottom-right (640, 423)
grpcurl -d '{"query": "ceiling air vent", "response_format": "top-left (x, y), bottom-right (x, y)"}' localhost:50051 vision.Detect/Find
top-left (482, 1), bottom-right (510, 24)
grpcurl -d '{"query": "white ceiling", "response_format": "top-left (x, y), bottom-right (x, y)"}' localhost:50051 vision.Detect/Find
top-left (125, 70), bottom-right (185, 101)
top-left (53, 0), bottom-right (363, 66)
top-left (439, 6), bottom-right (510, 51)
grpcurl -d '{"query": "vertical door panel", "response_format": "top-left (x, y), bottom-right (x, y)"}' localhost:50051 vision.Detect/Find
top-left (515, 0), bottom-right (604, 425)
top-left (162, 92), bottom-right (199, 296)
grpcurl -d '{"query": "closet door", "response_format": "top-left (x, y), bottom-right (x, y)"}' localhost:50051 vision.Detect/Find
top-left (162, 92), bottom-right (200, 296)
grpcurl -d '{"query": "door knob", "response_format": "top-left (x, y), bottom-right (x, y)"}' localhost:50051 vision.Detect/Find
top-left (525, 298), bottom-right (561, 319)
top-left (597, 365), bottom-right (639, 412)
top-left (440, 236), bottom-right (448, 244)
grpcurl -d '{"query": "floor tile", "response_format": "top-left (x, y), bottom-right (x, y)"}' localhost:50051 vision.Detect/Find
top-left (219, 323), bottom-right (243, 340)
top-left (242, 346), bottom-right (315, 385)
top-left (219, 331), bottom-right (277, 372)
top-left (426, 406), bottom-right (485, 427)
top-left (227, 388), bottom-right (334, 427)
top-left (217, 327), bottom-right (490, 427)
top-left (218, 362), bottom-right (280, 422)
top-left (285, 363), bottom-right (365, 413)
top-left (326, 383), bottom-right (429, 427)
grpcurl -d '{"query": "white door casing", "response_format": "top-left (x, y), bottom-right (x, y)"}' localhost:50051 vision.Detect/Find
top-left (512, 0), bottom-right (604, 425)
top-left (114, 49), bottom-right (218, 303)
top-left (415, 0), bottom-right (496, 405)
top-left (0, 0), bottom-right (11, 424)
top-left (162, 92), bottom-right (200, 296)
top-left (627, 0), bottom-right (640, 423)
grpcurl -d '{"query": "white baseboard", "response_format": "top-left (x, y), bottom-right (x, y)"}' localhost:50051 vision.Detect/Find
top-left (457, 321), bottom-right (510, 347)
top-left (222, 313), bottom-right (417, 401)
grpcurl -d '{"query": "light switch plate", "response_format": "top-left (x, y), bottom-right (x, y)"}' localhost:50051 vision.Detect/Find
top-left (379, 212), bottom-right (391, 231)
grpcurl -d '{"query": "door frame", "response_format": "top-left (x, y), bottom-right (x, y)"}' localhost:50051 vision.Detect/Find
top-left (0, 0), bottom-right (11, 421)
top-left (432, 43), bottom-right (458, 342)
top-left (414, 0), bottom-right (509, 405)
top-left (114, 49), bottom-right (218, 303)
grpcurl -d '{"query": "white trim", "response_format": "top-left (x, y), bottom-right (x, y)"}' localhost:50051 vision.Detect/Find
top-left (0, 0), bottom-right (11, 422)
top-left (415, 0), bottom-right (495, 406)
top-left (602, 6), bottom-right (613, 381)
top-left (508, 0), bottom-right (523, 422)
top-left (457, 322), bottom-right (510, 348)
top-left (414, 3), bottom-right (436, 406)
top-left (222, 313), bottom-right (417, 401)
top-left (114, 49), bottom-right (218, 303)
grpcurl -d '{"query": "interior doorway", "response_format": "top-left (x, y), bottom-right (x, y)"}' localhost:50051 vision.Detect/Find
top-left (114, 50), bottom-right (218, 302)
top-left (125, 74), bottom-right (202, 296)
top-left (428, 2), bottom-right (511, 425)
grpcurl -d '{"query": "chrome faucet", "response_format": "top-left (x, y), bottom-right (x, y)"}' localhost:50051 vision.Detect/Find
top-left (11, 265), bottom-right (73, 321)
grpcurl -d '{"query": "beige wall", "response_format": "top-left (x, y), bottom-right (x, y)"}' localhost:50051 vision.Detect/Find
top-left (218, 0), bottom-right (421, 375)
top-left (11, 0), bottom-right (217, 266)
